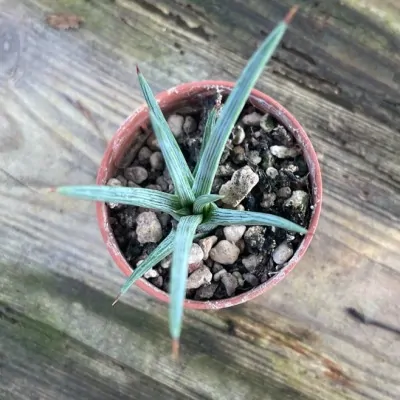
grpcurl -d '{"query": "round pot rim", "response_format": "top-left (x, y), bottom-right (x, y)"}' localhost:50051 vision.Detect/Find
top-left (96, 80), bottom-right (322, 310)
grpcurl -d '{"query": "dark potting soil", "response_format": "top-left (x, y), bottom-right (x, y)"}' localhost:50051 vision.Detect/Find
top-left (109, 97), bottom-right (312, 301)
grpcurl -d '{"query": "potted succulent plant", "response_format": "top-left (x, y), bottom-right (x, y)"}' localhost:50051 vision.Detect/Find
top-left (54, 7), bottom-right (322, 357)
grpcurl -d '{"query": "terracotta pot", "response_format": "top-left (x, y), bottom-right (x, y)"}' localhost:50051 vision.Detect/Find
top-left (96, 81), bottom-right (322, 310)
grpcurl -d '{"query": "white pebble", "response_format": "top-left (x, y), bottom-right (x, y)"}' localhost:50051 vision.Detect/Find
top-left (209, 240), bottom-right (240, 265)
top-left (223, 225), bottom-right (246, 243)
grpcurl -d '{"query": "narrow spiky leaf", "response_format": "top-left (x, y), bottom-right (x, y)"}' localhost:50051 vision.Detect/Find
top-left (113, 230), bottom-right (175, 305)
top-left (193, 107), bottom-right (218, 177)
top-left (149, 112), bottom-right (195, 204)
top-left (137, 69), bottom-right (194, 191)
top-left (193, 8), bottom-right (296, 196)
top-left (207, 207), bottom-right (307, 234)
top-left (169, 214), bottom-right (203, 356)
top-left (193, 194), bottom-right (223, 214)
top-left (55, 186), bottom-right (181, 216)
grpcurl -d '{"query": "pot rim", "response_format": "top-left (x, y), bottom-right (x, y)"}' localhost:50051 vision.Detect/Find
top-left (96, 80), bottom-right (322, 310)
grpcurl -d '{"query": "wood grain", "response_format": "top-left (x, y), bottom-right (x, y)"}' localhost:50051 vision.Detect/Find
top-left (0, 0), bottom-right (399, 399)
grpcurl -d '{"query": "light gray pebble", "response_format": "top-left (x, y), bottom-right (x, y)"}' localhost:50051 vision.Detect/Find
top-left (232, 125), bottom-right (246, 145)
top-left (198, 236), bottom-right (218, 260)
top-left (242, 112), bottom-right (262, 126)
top-left (187, 266), bottom-right (212, 290)
top-left (167, 114), bottom-right (184, 138)
top-left (266, 167), bottom-right (279, 179)
top-left (138, 146), bottom-right (152, 164)
top-left (219, 166), bottom-right (259, 207)
top-left (213, 268), bottom-right (227, 282)
top-left (272, 241), bottom-right (293, 264)
top-left (124, 166), bottom-right (148, 184)
top-left (150, 151), bottom-right (164, 170)
top-left (260, 192), bottom-right (276, 209)
top-left (183, 115), bottom-right (197, 134)
top-left (242, 254), bottom-right (264, 273)
top-left (195, 283), bottom-right (218, 300)
top-left (232, 271), bottom-right (245, 287)
top-left (243, 273), bottom-right (260, 287)
top-left (209, 240), bottom-right (240, 265)
top-left (270, 145), bottom-right (301, 159)
top-left (188, 243), bottom-right (204, 265)
top-left (136, 211), bottom-right (162, 244)
top-left (221, 273), bottom-right (238, 296)
top-left (223, 225), bottom-right (246, 243)
top-left (277, 187), bottom-right (292, 199)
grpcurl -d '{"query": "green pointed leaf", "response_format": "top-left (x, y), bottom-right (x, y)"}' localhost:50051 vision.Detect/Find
top-left (55, 186), bottom-right (181, 216)
top-left (169, 214), bottom-right (202, 342)
top-left (207, 207), bottom-right (307, 234)
top-left (193, 18), bottom-right (292, 196)
top-left (149, 112), bottom-right (194, 204)
top-left (117, 230), bottom-right (175, 299)
top-left (193, 107), bottom-right (219, 177)
top-left (193, 194), bottom-right (223, 214)
top-left (137, 70), bottom-right (194, 197)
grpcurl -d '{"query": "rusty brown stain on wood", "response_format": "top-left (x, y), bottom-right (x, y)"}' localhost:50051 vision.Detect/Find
top-left (45, 13), bottom-right (84, 30)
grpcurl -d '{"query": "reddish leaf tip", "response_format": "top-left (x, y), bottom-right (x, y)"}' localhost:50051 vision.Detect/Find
top-left (46, 187), bottom-right (56, 193)
top-left (172, 338), bottom-right (180, 360)
top-left (112, 293), bottom-right (121, 307)
top-left (136, 64), bottom-right (140, 75)
top-left (284, 5), bottom-right (299, 24)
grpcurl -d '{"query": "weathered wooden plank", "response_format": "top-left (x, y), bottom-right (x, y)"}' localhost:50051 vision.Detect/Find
top-left (0, 0), bottom-right (399, 399)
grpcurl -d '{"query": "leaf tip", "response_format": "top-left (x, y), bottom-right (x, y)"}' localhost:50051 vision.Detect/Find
top-left (136, 64), bottom-right (141, 75)
top-left (112, 293), bottom-right (122, 307)
top-left (172, 338), bottom-right (180, 360)
top-left (284, 5), bottom-right (299, 24)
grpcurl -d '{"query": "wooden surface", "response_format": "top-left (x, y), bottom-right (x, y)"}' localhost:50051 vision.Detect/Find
top-left (1, 0), bottom-right (399, 399)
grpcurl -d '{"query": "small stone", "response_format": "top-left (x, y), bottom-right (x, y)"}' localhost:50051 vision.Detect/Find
top-left (136, 212), bottom-right (162, 244)
top-left (186, 266), bottom-right (212, 290)
top-left (231, 146), bottom-right (246, 164)
top-left (221, 273), bottom-right (238, 296)
top-left (272, 241), bottom-right (293, 264)
top-left (198, 235), bottom-right (218, 260)
top-left (223, 225), bottom-right (246, 243)
top-left (232, 125), bottom-right (246, 145)
top-left (219, 166), bottom-right (259, 207)
top-left (161, 255), bottom-right (172, 269)
top-left (270, 145), bottom-right (301, 159)
top-left (271, 126), bottom-right (294, 146)
top-left (151, 275), bottom-right (163, 288)
top-left (138, 146), bottom-right (152, 164)
top-left (188, 243), bottom-right (204, 264)
top-left (189, 261), bottom-right (204, 274)
top-left (146, 184), bottom-right (162, 191)
top-left (146, 135), bottom-right (160, 150)
top-left (283, 190), bottom-right (309, 217)
top-left (143, 267), bottom-right (159, 279)
top-left (107, 178), bottom-right (122, 187)
top-left (277, 187), bottom-right (292, 199)
top-left (157, 213), bottom-right (171, 228)
top-left (261, 151), bottom-right (275, 170)
top-left (235, 204), bottom-right (245, 211)
top-left (209, 240), bottom-right (240, 265)
top-left (242, 254), bottom-right (264, 273)
top-left (156, 176), bottom-right (169, 191)
top-left (124, 166), bottom-right (148, 184)
top-left (213, 268), bottom-right (227, 282)
top-left (116, 175), bottom-right (127, 186)
top-left (195, 283), bottom-right (218, 300)
top-left (248, 150), bottom-right (262, 165)
top-left (183, 115), bottom-right (197, 134)
top-left (216, 163), bottom-right (236, 177)
top-left (212, 263), bottom-right (224, 274)
top-left (244, 226), bottom-right (266, 253)
top-left (266, 167), bottom-right (279, 180)
top-left (260, 192), bottom-right (276, 209)
top-left (243, 273), bottom-right (260, 287)
top-left (260, 114), bottom-right (275, 132)
top-left (127, 180), bottom-right (140, 188)
top-left (167, 114), bottom-right (184, 138)
top-left (242, 112), bottom-right (262, 126)
top-left (232, 271), bottom-right (245, 287)
top-left (150, 151), bottom-right (164, 170)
